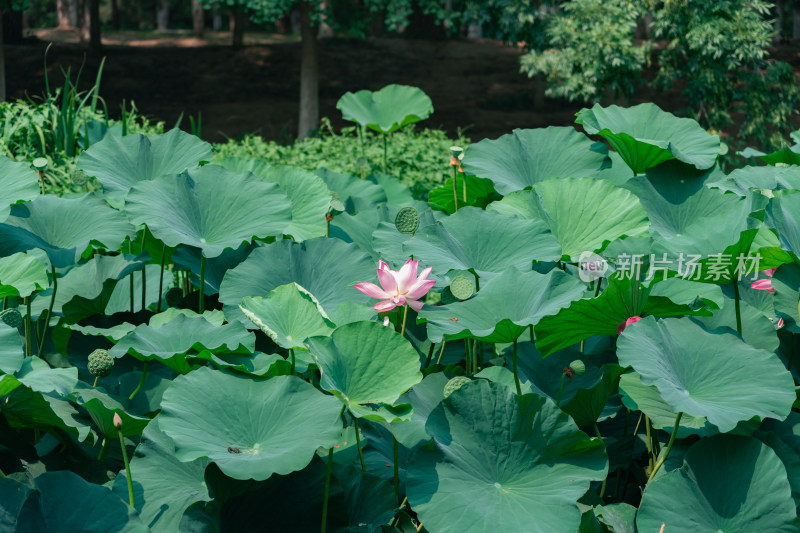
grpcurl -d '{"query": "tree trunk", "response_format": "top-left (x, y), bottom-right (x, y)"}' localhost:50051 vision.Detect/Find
top-left (57, 0), bottom-right (73, 27)
top-left (212, 7), bottom-right (222, 31)
top-left (192, 0), bottom-right (204, 38)
top-left (230, 6), bottom-right (245, 49)
top-left (0, 13), bottom-right (5, 103)
top-left (88, 0), bottom-right (101, 55)
top-left (318, 0), bottom-right (333, 38)
top-left (297, 0), bottom-right (319, 139)
top-left (793, 1), bottom-right (800, 39)
top-left (80, 0), bottom-right (89, 42)
top-left (157, 0), bottom-right (169, 31)
top-left (111, 0), bottom-right (119, 30)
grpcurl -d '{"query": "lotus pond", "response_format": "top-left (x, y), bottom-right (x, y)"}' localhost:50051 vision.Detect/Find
top-left (0, 87), bottom-right (799, 532)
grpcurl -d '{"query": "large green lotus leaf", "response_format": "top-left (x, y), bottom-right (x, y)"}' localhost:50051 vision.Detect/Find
top-left (625, 162), bottom-right (752, 259)
top-left (0, 195), bottom-right (134, 268)
top-left (109, 313), bottom-right (254, 371)
top-left (768, 190), bottom-right (800, 257)
top-left (740, 144), bottom-right (800, 166)
top-left (514, 341), bottom-right (604, 406)
top-left (0, 322), bottom-right (24, 374)
top-left (406, 380), bottom-right (607, 533)
top-left (726, 165), bottom-right (800, 193)
top-left (1, 386), bottom-right (92, 442)
top-left (218, 238), bottom-right (376, 326)
top-left (0, 477), bottom-right (32, 532)
top-left (419, 268), bottom-right (585, 343)
top-left (575, 103), bottom-right (720, 173)
top-left (594, 504), bottom-right (636, 533)
top-left (77, 128), bottom-right (213, 206)
top-left (217, 158), bottom-right (330, 241)
top-left (112, 418), bottom-right (212, 531)
top-left (336, 84), bottom-right (433, 134)
top-left (124, 165), bottom-right (291, 258)
top-left (692, 297), bottom-right (779, 354)
top-left (306, 321), bottom-right (423, 422)
top-left (636, 435), bottom-right (797, 533)
top-left (488, 178), bottom-right (649, 259)
top-left (428, 173), bottom-right (499, 214)
top-left (240, 283), bottom-right (334, 350)
top-left (756, 413), bottom-right (800, 513)
top-left (772, 262), bottom-right (800, 333)
top-left (315, 168), bottom-right (387, 214)
top-left (13, 357), bottom-right (77, 396)
top-left (390, 372), bottom-right (448, 449)
top-left (617, 316), bottom-right (795, 432)
top-left (0, 157), bottom-right (39, 223)
top-left (619, 372), bottom-right (715, 438)
top-left (403, 207), bottom-right (561, 276)
top-left (331, 463), bottom-right (398, 532)
top-left (104, 263), bottom-right (167, 315)
top-left (534, 273), bottom-right (704, 356)
top-left (70, 387), bottom-right (150, 438)
top-left (562, 363), bottom-right (626, 427)
top-left (4, 470), bottom-right (147, 533)
top-left (0, 252), bottom-right (47, 299)
top-left (647, 277), bottom-right (724, 310)
top-left (460, 127), bottom-right (608, 195)
top-left (159, 369), bottom-right (343, 481)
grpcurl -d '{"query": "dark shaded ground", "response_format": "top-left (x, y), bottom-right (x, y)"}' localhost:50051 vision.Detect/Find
top-left (6, 28), bottom-right (705, 144)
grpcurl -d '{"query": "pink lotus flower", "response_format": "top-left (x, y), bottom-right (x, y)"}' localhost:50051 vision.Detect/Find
top-left (617, 316), bottom-right (642, 335)
top-left (751, 268), bottom-right (777, 293)
top-left (355, 259), bottom-right (435, 312)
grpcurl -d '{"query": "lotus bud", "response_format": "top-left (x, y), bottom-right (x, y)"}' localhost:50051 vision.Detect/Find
top-left (113, 412), bottom-right (123, 430)
top-left (449, 275), bottom-right (475, 300)
top-left (569, 360), bottom-right (586, 376)
top-left (443, 376), bottom-right (471, 398)
top-left (0, 308), bottom-right (23, 329)
top-left (617, 316), bottom-right (642, 335)
top-left (88, 349), bottom-right (114, 378)
top-left (394, 206), bottom-right (420, 235)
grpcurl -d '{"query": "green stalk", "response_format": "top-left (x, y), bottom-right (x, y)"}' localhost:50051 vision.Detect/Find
top-left (321, 447), bottom-right (334, 533)
top-left (462, 170), bottom-right (467, 203)
top-left (400, 305), bottom-right (408, 337)
top-left (789, 333), bottom-right (794, 373)
top-left (423, 343), bottom-right (435, 368)
top-left (128, 362), bottom-right (148, 400)
top-left (383, 134), bottom-right (388, 174)
top-left (732, 280), bottom-right (742, 336)
top-left (353, 417), bottom-right (366, 473)
top-left (119, 433), bottom-right (135, 507)
top-left (647, 413), bottom-right (683, 483)
top-left (452, 166), bottom-right (459, 212)
top-left (556, 372), bottom-right (566, 407)
top-left (24, 297), bottom-right (31, 357)
top-left (156, 244), bottom-right (166, 313)
top-left (199, 255), bottom-right (206, 313)
top-left (512, 339), bottom-right (522, 395)
top-left (129, 241), bottom-right (134, 313)
top-left (290, 349), bottom-right (296, 376)
top-left (593, 422), bottom-right (607, 498)
top-left (529, 324), bottom-right (534, 342)
top-left (465, 337), bottom-right (472, 375)
top-left (393, 436), bottom-right (400, 503)
top-left (37, 266), bottom-right (58, 356)
top-left (93, 376), bottom-right (99, 387)
top-left (435, 340), bottom-right (447, 366)
top-left (97, 437), bottom-right (110, 461)
top-left (140, 232), bottom-right (147, 311)
top-left (645, 416), bottom-right (654, 473)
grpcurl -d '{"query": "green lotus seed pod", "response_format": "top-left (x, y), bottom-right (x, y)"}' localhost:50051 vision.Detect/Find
top-left (88, 349), bottom-right (114, 378)
top-left (71, 169), bottom-right (89, 186)
top-left (0, 308), bottom-right (23, 329)
top-left (449, 275), bottom-right (475, 300)
top-left (395, 206), bottom-right (420, 235)
top-left (440, 286), bottom-right (458, 305)
top-left (443, 376), bottom-right (471, 398)
top-left (165, 287), bottom-right (183, 308)
top-left (32, 157), bottom-right (48, 171)
top-left (569, 360), bottom-right (586, 376)
top-left (449, 146), bottom-right (464, 158)
top-left (329, 192), bottom-right (345, 213)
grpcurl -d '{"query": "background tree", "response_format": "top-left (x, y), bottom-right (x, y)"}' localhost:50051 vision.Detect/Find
top-left (0, 1), bottom-right (28, 102)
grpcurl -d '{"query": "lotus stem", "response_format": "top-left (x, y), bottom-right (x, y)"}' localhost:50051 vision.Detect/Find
top-left (645, 416), bottom-right (654, 473)
top-left (390, 497), bottom-right (408, 528)
top-left (156, 244), bottom-right (166, 313)
top-left (462, 171), bottom-right (467, 203)
top-left (593, 422), bottom-right (607, 498)
top-left (512, 339), bottom-right (522, 395)
top-left (400, 305), bottom-right (409, 337)
top-left (128, 362), bottom-right (148, 400)
top-left (199, 255), bottom-right (206, 313)
top-left (119, 432), bottom-right (135, 507)
top-left (435, 340), bottom-right (446, 366)
top-left (529, 324), bottom-right (534, 342)
top-left (789, 333), bottom-right (794, 373)
top-left (647, 413), bottom-right (683, 483)
top-left (92, 376), bottom-right (99, 387)
top-left (465, 338), bottom-right (472, 375)
top-left (393, 435), bottom-right (400, 503)
top-left (383, 134), bottom-right (388, 174)
top-left (24, 297), bottom-right (31, 357)
top-left (97, 437), bottom-right (110, 461)
top-left (423, 343), bottom-right (435, 368)
top-left (556, 373), bottom-right (565, 407)
top-left (321, 447), bottom-right (334, 533)
top-left (594, 278), bottom-right (603, 297)
top-left (37, 266), bottom-right (58, 356)
top-left (290, 349), bottom-right (296, 376)
top-left (129, 275), bottom-right (134, 314)
top-left (452, 166), bottom-right (459, 212)
top-left (140, 232), bottom-right (147, 311)
top-left (633, 411), bottom-right (644, 436)
top-left (732, 281), bottom-right (742, 335)
top-left (353, 417), bottom-right (366, 473)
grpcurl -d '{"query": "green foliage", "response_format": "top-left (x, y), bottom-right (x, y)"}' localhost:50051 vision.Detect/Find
top-left (214, 119), bottom-right (470, 199)
top-left (520, 0), bottom-right (651, 102)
